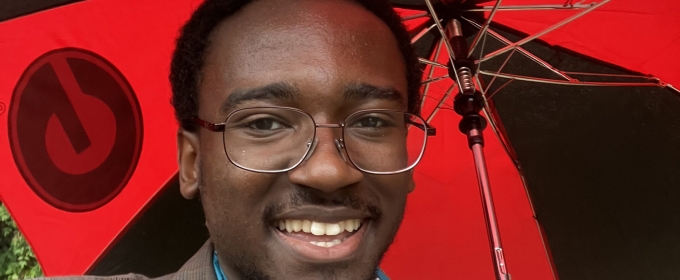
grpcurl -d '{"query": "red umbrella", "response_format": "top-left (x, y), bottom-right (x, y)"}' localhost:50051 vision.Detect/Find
top-left (0, 0), bottom-right (678, 279)
top-left (394, 0), bottom-right (680, 279)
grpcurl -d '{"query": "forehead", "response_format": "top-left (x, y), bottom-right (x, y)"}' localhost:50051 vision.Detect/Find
top-left (198, 0), bottom-right (408, 118)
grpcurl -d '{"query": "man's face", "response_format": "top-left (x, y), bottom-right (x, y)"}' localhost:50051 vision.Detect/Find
top-left (178, 0), bottom-right (414, 279)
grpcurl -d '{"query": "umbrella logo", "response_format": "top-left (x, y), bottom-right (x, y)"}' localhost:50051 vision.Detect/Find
top-left (8, 48), bottom-right (143, 212)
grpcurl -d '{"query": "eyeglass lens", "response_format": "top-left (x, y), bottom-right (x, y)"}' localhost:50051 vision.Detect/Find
top-left (222, 107), bottom-right (427, 174)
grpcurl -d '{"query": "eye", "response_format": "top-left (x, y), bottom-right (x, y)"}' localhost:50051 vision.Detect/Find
top-left (247, 118), bottom-right (287, 130)
top-left (352, 116), bottom-right (391, 128)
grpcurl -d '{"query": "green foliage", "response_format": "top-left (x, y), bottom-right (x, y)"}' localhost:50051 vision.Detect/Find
top-left (0, 203), bottom-right (43, 280)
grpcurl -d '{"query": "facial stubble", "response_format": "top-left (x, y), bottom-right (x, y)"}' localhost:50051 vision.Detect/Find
top-left (198, 160), bottom-right (407, 280)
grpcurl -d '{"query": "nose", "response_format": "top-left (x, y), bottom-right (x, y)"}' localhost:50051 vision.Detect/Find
top-left (288, 129), bottom-right (363, 193)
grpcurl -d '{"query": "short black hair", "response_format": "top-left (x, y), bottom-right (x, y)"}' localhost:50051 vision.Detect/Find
top-left (170, 0), bottom-right (422, 131)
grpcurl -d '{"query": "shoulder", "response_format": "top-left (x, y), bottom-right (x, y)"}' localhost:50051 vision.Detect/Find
top-left (31, 272), bottom-right (174, 280)
top-left (31, 241), bottom-right (213, 280)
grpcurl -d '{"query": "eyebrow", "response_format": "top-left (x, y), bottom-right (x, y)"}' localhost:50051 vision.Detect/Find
top-left (220, 82), bottom-right (299, 114)
top-left (219, 82), bottom-right (404, 114)
top-left (343, 83), bottom-right (404, 105)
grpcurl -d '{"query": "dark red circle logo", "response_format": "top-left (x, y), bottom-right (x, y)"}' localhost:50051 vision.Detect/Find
top-left (9, 48), bottom-right (143, 212)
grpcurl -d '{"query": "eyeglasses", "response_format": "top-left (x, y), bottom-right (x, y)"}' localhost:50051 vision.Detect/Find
top-left (194, 106), bottom-right (436, 175)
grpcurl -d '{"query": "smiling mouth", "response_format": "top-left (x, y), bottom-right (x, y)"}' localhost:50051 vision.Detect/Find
top-left (272, 218), bottom-right (369, 262)
top-left (278, 219), bottom-right (363, 247)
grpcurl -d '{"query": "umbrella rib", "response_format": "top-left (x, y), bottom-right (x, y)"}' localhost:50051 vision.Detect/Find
top-left (422, 75), bottom-right (450, 84)
top-left (480, 0), bottom-right (610, 62)
top-left (418, 57), bottom-right (447, 68)
top-left (476, 74), bottom-right (518, 165)
top-left (482, 104), bottom-right (520, 170)
top-left (468, 0), bottom-right (503, 58)
top-left (426, 85), bottom-right (456, 123)
top-left (463, 17), bottom-right (574, 81)
top-left (563, 71), bottom-right (660, 80)
top-left (487, 78), bottom-right (516, 100)
top-left (423, 94), bottom-right (455, 110)
top-left (476, 24), bottom-right (490, 71)
top-left (479, 71), bottom-right (664, 87)
top-left (401, 12), bottom-right (430, 21)
top-left (485, 48), bottom-right (518, 96)
top-left (667, 84), bottom-right (680, 95)
top-left (420, 37), bottom-right (445, 109)
top-left (411, 22), bottom-right (439, 45)
top-left (464, 3), bottom-right (596, 12)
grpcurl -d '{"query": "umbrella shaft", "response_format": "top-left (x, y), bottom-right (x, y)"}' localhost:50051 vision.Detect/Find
top-left (470, 131), bottom-right (509, 280)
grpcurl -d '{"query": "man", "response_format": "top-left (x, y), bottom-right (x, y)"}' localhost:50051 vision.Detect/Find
top-left (43, 0), bottom-right (428, 279)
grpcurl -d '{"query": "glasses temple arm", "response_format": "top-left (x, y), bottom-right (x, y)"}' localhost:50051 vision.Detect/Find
top-left (193, 118), bottom-right (226, 132)
top-left (406, 120), bottom-right (437, 136)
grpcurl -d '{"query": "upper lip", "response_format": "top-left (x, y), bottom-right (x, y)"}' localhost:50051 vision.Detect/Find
top-left (271, 205), bottom-right (372, 224)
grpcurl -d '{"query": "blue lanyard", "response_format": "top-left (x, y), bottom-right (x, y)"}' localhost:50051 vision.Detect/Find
top-left (213, 251), bottom-right (227, 280)
top-left (213, 251), bottom-right (389, 280)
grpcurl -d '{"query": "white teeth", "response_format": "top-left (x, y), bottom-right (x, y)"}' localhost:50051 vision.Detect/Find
top-left (309, 239), bottom-right (343, 248)
top-left (285, 220), bottom-right (293, 233)
top-left (325, 223), bottom-right (341, 235)
top-left (311, 221), bottom-right (325, 235)
top-left (291, 220), bottom-right (302, 232)
top-left (302, 220), bottom-right (312, 233)
top-left (278, 219), bottom-right (363, 235)
top-left (346, 220), bottom-right (355, 232)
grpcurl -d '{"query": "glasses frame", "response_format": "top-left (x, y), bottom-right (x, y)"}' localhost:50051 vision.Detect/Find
top-left (194, 106), bottom-right (436, 175)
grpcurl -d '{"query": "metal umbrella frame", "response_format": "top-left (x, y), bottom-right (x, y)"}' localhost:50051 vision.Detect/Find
top-left (396, 1), bottom-right (680, 279)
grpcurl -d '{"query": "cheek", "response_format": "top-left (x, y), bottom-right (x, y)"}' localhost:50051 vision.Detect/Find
top-left (368, 173), bottom-right (411, 213)
top-left (198, 136), bottom-right (275, 233)
top-left (200, 166), bottom-right (278, 251)
top-left (378, 172), bottom-right (412, 195)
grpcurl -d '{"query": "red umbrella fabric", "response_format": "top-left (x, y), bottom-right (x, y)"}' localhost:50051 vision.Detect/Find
top-left (481, 0), bottom-right (680, 88)
top-left (0, 0), bottom-right (197, 275)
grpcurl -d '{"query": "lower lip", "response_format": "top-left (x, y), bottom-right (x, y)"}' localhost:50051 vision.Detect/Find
top-left (273, 221), bottom-right (369, 262)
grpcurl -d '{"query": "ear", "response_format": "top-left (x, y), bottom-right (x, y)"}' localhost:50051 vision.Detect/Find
top-left (177, 129), bottom-right (200, 199)
top-left (407, 170), bottom-right (416, 193)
